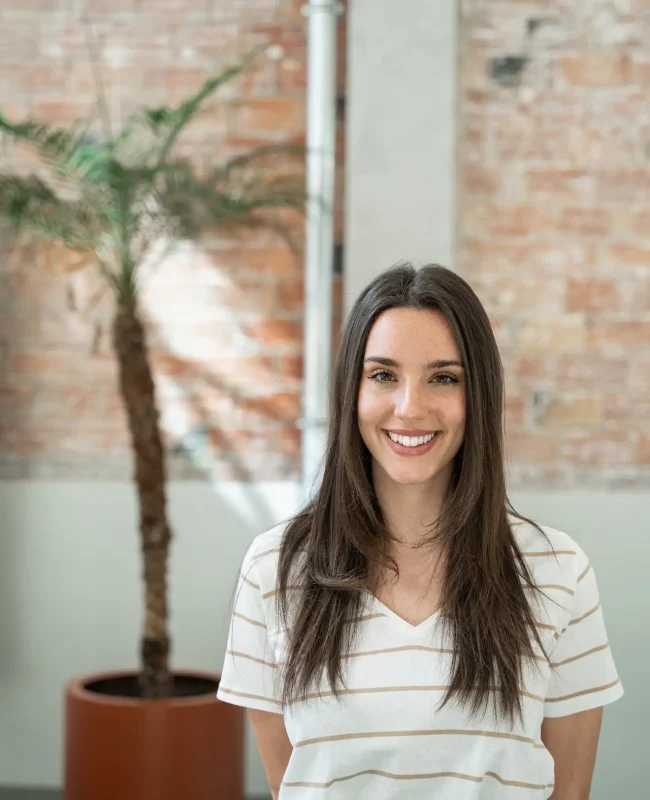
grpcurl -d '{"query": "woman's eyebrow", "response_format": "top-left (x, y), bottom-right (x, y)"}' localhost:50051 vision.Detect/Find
top-left (363, 356), bottom-right (464, 369)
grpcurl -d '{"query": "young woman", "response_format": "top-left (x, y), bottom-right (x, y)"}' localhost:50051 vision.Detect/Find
top-left (217, 264), bottom-right (623, 799)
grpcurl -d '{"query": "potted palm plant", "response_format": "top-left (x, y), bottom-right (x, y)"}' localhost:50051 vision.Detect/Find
top-left (0, 50), bottom-right (305, 800)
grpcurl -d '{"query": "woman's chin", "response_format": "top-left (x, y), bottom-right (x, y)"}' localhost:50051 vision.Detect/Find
top-left (383, 465), bottom-right (441, 487)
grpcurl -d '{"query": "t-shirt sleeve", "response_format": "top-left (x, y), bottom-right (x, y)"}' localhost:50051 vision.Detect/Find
top-left (216, 542), bottom-right (283, 714)
top-left (543, 547), bottom-right (624, 718)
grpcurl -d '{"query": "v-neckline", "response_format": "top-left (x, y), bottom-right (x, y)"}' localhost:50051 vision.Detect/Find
top-left (366, 592), bottom-right (443, 634)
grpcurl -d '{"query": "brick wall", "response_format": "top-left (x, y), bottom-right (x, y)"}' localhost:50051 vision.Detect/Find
top-left (4, 1), bottom-right (647, 489)
top-left (0, 0), bottom-right (346, 480)
top-left (457, 0), bottom-right (650, 488)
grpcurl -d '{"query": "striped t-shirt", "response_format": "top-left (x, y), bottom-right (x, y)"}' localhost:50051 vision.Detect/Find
top-left (217, 520), bottom-right (623, 799)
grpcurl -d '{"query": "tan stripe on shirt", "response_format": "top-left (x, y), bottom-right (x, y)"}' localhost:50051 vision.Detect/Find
top-left (282, 768), bottom-right (553, 791)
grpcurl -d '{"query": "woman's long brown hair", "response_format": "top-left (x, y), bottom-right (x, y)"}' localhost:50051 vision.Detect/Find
top-left (276, 263), bottom-right (554, 727)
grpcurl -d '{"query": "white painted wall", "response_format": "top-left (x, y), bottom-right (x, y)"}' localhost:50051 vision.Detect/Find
top-left (509, 491), bottom-right (648, 798)
top-left (0, 481), bottom-right (304, 796)
top-left (0, 484), bottom-right (645, 797)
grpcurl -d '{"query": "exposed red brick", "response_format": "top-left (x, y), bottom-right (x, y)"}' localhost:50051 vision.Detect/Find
top-left (558, 432), bottom-right (636, 468)
top-left (557, 355), bottom-right (629, 387)
top-left (332, 274), bottom-right (343, 311)
top-left (493, 125), bottom-right (606, 165)
top-left (526, 169), bottom-right (592, 197)
top-left (278, 424), bottom-right (301, 457)
top-left (560, 53), bottom-right (631, 86)
top-left (235, 98), bottom-right (305, 134)
top-left (631, 59), bottom-right (650, 86)
top-left (29, 100), bottom-right (96, 125)
top-left (589, 321), bottom-right (650, 351)
top-left (241, 391), bottom-right (300, 421)
top-left (606, 243), bottom-right (650, 271)
top-left (278, 354), bottom-right (303, 381)
top-left (461, 241), bottom-right (597, 279)
top-left (473, 277), bottom-right (565, 312)
top-left (0, 0), bottom-right (325, 482)
top-left (152, 352), bottom-right (276, 385)
top-left (557, 208), bottom-right (612, 236)
top-left (635, 211), bottom-right (650, 235)
top-left (462, 47), bottom-right (490, 88)
top-left (8, 348), bottom-right (118, 383)
top-left (3, 0), bottom-right (64, 11)
top-left (2, 63), bottom-right (67, 92)
top-left (510, 356), bottom-right (556, 383)
top-left (458, 4), bottom-right (648, 486)
top-left (174, 24), bottom-right (241, 59)
top-left (3, 0), bottom-right (647, 487)
top-left (277, 48), bottom-right (307, 92)
top-left (630, 355), bottom-right (650, 390)
top-left (536, 394), bottom-right (603, 429)
top-left (517, 316), bottom-right (587, 353)
top-left (0, 100), bottom-right (30, 121)
top-left (147, 352), bottom-right (194, 379)
top-left (504, 394), bottom-right (526, 427)
top-left (630, 281), bottom-right (650, 312)
top-left (596, 170), bottom-right (650, 203)
top-left (206, 428), bottom-right (275, 454)
top-left (637, 435), bottom-right (650, 465)
top-left (505, 432), bottom-right (559, 465)
top-left (463, 164), bottom-right (502, 197)
top-left (20, 425), bottom-right (130, 455)
top-left (244, 319), bottom-right (303, 348)
top-left (566, 281), bottom-right (620, 312)
top-left (278, 279), bottom-right (304, 310)
top-left (463, 204), bottom-right (554, 237)
top-left (603, 392), bottom-right (650, 423)
top-left (133, 0), bottom-right (207, 11)
top-left (213, 280), bottom-right (280, 314)
top-left (210, 247), bottom-right (302, 276)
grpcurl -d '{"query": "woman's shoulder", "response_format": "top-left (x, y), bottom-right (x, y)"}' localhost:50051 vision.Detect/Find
top-left (243, 520), bottom-right (284, 561)
top-left (509, 515), bottom-right (589, 586)
top-left (240, 519), bottom-right (292, 589)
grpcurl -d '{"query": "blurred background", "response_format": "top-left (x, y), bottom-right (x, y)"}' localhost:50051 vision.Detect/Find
top-left (0, 0), bottom-right (648, 798)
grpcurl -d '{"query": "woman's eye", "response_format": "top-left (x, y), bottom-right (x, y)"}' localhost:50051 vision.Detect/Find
top-left (368, 371), bottom-right (459, 386)
top-left (369, 370), bottom-right (395, 383)
top-left (434, 373), bottom-right (459, 386)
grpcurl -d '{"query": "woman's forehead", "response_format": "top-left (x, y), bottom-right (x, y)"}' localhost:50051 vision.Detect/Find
top-left (364, 308), bottom-right (460, 358)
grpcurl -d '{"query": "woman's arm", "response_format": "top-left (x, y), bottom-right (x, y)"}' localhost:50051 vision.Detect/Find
top-left (541, 707), bottom-right (603, 800)
top-left (247, 708), bottom-right (293, 800)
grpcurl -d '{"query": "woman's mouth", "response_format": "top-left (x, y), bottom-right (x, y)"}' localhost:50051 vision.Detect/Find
top-left (383, 430), bottom-right (441, 456)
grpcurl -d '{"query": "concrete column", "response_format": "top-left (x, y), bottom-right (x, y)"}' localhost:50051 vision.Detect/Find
top-left (344, 0), bottom-right (459, 311)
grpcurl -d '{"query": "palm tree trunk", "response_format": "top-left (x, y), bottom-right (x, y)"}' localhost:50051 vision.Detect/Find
top-left (113, 304), bottom-right (173, 699)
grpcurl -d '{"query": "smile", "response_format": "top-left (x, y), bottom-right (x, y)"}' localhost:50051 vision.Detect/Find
top-left (383, 430), bottom-right (441, 455)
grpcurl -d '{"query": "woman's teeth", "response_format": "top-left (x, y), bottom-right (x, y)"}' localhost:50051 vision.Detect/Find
top-left (386, 431), bottom-right (436, 448)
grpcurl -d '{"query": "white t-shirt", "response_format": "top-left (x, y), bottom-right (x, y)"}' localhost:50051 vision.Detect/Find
top-left (217, 520), bottom-right (623, 799)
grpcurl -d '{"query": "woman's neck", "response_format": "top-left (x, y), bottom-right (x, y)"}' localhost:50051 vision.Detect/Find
top-left (373, 462), bottom-right (451, 548)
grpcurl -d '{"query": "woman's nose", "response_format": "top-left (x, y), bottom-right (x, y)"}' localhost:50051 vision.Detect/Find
top-left (395, 383), bottom-right (427, 419)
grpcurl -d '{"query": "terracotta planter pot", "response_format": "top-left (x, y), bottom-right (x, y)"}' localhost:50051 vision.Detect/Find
top-left (64, 669), bottom-right (245, 800)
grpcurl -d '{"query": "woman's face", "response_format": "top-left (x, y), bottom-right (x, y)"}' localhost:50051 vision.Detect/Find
top-left (357, 307), bottom-right (466, 490)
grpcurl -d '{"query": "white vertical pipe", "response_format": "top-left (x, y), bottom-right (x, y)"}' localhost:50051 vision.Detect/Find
top-left (300, 0), bottom-right (341, 502)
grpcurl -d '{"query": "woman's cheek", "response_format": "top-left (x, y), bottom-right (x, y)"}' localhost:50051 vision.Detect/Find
top-left (357, 387), bottom-right (379, 422)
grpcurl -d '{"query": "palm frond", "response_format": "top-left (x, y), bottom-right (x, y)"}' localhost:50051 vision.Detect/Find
top-left (214, 142), bottom-right (306, 177)
top-left (142, 49), bottom-right (262, 166)
top-left (0, 56), bottom-right (308, 298)
top-left (0, 107), bottom-right (120, 191)
top-left (0, 110), bottom-right (91, 164)
top-left (0, 174), bottom-right (102, 249)
top-left (150, 156), bottom-right (307, 246)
